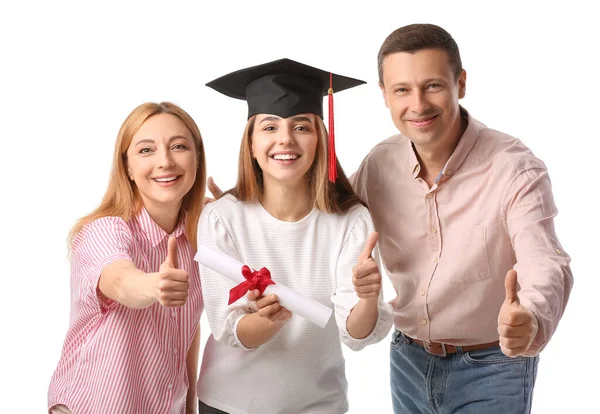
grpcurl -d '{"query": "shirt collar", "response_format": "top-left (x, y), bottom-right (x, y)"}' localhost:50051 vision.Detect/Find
top-left (134, 207), bottom-right (186, 248)
top-left (407, 107), bottom-right (481, 179)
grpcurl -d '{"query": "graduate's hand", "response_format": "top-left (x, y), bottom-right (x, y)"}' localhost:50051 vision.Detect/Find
top-left (352, 232), bottom-right (382, 300)
top-left (497, 269), bottom-right (537, 357)
top-left (154, 236), bottom-right (189, 307)
top-left (204, 176), bottom-right (224, 205)
top-left (248, 289), bottom-right (292, 324)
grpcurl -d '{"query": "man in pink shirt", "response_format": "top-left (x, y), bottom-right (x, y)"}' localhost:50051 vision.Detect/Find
top-left (351, 23), bottom-right (573, 413)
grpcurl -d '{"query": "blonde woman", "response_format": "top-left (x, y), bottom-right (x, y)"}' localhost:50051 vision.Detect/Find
top-left (48, 102), bottom-right (206, 414)
top-left (196, 59), bottom-right (393, 414)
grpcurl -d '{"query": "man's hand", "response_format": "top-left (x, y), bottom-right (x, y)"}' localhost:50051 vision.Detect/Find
top-left (498, 269), bottom-right (537, 357)
top-left (204, 176), bottom-right (224, 205)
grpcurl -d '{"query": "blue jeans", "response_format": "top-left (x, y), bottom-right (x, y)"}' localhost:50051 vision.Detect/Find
top-left (390, 330), bottom-right (538, 414)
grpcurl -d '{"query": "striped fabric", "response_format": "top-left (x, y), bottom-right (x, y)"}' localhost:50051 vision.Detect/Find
top-left (48, 208), bottom-right (203, 414)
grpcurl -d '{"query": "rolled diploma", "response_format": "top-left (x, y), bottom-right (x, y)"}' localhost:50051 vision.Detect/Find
top-left (196, 244), bottom-right (333, 328)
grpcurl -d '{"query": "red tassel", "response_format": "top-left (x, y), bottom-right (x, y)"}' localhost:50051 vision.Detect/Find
top-left (328, 72), bottom-right (337, 182)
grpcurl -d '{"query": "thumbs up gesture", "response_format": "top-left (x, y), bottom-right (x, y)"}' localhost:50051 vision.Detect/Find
top-left (498, 269), bottom-right (537, 357)
top-left (352, 232), bottom-right (382, 300)
top-left (155, 236), bottom-right (189, 307)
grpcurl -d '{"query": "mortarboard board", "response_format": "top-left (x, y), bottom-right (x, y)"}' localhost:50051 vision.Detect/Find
top-left (205, 58), bottom-right (366, 182)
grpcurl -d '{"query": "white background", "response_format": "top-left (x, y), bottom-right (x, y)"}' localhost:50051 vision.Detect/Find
top-left (1, 1), bottom-right (597, 412)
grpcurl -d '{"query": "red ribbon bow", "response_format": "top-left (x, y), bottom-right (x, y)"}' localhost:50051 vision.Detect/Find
top-left (228, 265), bottom-right (275, 305)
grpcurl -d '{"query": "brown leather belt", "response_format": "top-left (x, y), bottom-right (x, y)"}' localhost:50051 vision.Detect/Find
top-left (404, 334), bottom-right (499, 357)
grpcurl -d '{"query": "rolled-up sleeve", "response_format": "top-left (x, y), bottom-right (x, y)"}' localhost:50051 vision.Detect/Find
top-left (502, 166), bottom-right (573, 356)
top-left (71, 217), bottom-right (133, 313)
top-left (330, 208), bottom-right (393, 351)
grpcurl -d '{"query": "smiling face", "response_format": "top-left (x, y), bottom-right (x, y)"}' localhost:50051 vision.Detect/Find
top-left (380, 48), bottom-right (466, 151)
top-left (125, 113), bottom-right (198, 218)
top-left (250, 113), bottom-right (319, 188)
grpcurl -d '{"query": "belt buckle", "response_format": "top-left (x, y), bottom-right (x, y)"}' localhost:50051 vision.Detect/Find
top-left (423, 341), bottom-right (447, 357)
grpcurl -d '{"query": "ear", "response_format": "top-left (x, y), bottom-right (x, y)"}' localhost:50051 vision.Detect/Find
top-left (379, 82), bottom-right (390, 109)
top-left (458, 69), bottom-right (467, 99)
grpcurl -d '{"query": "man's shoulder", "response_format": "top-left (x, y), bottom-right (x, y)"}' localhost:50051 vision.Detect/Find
top-left (475, 121), bottom-right (546, 172)
top-left (363, 133), bottom-right (408, 159)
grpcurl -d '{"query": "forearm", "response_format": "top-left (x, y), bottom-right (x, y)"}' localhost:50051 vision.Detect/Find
top-left (346, 298), bottom-right (379, 339)
top-left (236, 313), bottom-right (285, 349)
top-left (186, 326), bottom-right (200, 412)
top-left (99, 262), bottom-right (157, 309)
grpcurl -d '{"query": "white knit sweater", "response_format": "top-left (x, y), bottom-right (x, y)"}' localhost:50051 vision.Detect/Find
top-left (195, 194), bottom-right (393, 414)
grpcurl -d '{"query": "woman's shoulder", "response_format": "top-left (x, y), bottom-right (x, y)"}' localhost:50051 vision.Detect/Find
top-left (332, 203), bottom-right (371, 225)
top-left (203, 194), bottom-right (259, 220)
top-left (73, 216), bottom-right (133, 251)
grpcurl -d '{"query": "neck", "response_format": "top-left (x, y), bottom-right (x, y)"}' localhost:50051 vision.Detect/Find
top-left (414, 115), bottom-right (467, 186)
top-left (144, 200), bottom-right (182, 234)
top-left (260, 178), bottom-right (313, 222)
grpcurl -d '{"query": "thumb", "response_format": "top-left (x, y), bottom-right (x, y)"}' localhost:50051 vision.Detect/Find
top-left (504, 269), bottom-right (519, 305)
top-left (207, 176), bottom-right (224, 199)
top-left (358, 232), bottom-right (379, 262)
top-left (165, 236), bottom-right (178, 269)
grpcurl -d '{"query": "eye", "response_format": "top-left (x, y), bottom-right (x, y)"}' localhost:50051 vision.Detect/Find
top-left (172, 143), bottom-right (189, 151)
top-left (263, 125), bottom-right (276, 132)
top-left (427, 83), bottom-right (442, 90)
top-left (294, 125), bottom-right (310, 132)
top-left (394, 87), bottom-right (408, 95)
top-left (138, 147), bottom-right (153, 154)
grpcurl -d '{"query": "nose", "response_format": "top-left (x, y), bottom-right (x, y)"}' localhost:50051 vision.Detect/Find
top-left (277, 126), bottom-right (295, 145)
top-left (157, 147), bottom-right (175, 169)
top-left (410, 90), bottom-right (431, 114)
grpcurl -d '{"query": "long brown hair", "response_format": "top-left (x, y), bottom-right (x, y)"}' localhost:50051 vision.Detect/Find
top-left (227, 114), bottom-right (362, 213)
top-left (68, 102), bottom-right (206, 249)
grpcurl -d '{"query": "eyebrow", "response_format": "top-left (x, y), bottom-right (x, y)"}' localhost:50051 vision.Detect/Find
top-left (390, 78), bottom-right (446, 88)
top-left (134, 135), bottom-right (190, 146)
top-left (259, 115), bottom-right (314, 124)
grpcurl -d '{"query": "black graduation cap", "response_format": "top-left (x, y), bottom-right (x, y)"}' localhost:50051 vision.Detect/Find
top-left (205, 58), bottom-right (365, 119)
top-left (205, 58), bottom-right (366, 181)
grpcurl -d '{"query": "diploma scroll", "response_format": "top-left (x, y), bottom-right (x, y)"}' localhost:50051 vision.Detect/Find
top-left (196, 244), bottom-right (333, 328)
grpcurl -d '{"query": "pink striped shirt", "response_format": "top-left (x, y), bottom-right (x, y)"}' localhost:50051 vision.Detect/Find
top-left (48, 208), bottom-right (203, 414)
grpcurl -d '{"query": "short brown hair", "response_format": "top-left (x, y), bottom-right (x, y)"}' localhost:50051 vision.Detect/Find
top-left (377, 23), bottom-right (463, 84)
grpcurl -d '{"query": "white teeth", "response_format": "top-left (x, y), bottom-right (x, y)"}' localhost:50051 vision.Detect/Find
top-left (273, 154), bottom-right (298, 160)
top-left (155, 176), bottom-right (178, 182)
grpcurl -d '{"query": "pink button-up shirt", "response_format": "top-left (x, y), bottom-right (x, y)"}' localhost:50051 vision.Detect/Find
top-left (352, 111), bottom-right (572, 355)
top-left (48, 209), bottom-right (203, 414)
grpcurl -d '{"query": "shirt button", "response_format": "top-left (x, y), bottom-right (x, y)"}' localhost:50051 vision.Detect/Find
top-left (167, 383), bottom-right (173, 389)
top-left (433, 257), bottom-right (439, 263)
top-left (555, 248), bottom-right (562, 254)
top-left (431, 227), bottom-right (437, 234)
top-left (420, 290), bottom-right (426, 296)
top-left (421, 319), bottom-right (428, 325)
top-left (426, 193), bottom-right (434, 199)
top-left (445, 169), bottom-right (453, 176)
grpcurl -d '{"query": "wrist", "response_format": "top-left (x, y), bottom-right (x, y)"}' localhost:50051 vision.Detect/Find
top-left (138, 272), bottom-right (160, 307)
top-left (357, 297), bottom-right (379, 308)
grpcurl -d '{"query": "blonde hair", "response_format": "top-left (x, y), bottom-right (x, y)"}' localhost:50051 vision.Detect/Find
top-left (69, 102), bottom-right (206, 249)
top-left (228, 114), bottom-right (361, 213)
